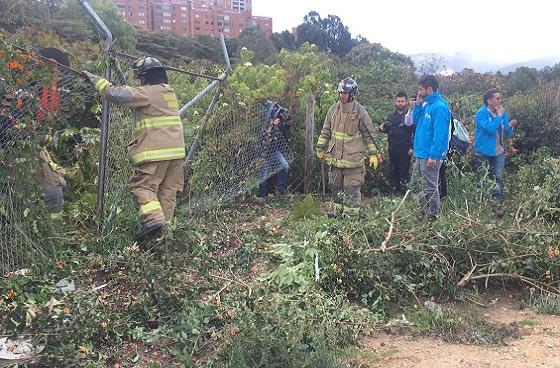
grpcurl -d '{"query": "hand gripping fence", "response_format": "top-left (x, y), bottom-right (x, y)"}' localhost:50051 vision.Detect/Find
top-left (0, 1), bottom-right (295, 272)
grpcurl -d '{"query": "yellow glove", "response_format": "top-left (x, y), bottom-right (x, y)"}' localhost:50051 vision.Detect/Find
top-left (369, 155), bottom-right (379, 170)
top-left (316, 151), bottom-right (325, 160)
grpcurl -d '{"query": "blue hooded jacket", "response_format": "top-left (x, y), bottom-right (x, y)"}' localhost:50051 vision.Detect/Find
top-left (474, 106), bottom-right (513, 157)
top-left (411, 92), bottom-right (451, 160)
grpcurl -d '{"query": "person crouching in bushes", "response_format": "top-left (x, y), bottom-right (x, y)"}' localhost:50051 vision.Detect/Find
top-left (257, 100), bottom-right (293, 197)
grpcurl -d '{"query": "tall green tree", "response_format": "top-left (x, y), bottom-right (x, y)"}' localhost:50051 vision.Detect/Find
top-left (237, 26), bottom-right (277, 64)
top-left (295, 11), bottom-right (354, 58)
top-left (506, 66), bottom-right (539, 94)
top-left (272, 30), bottom-right (296, 51)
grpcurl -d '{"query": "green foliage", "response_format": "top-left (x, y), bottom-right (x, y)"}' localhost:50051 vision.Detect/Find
top-left (135, 31), bottom-right (238, 64)
top-left (407, 305), bottom-right (518, 345)
top-left (272, 30), bottom-right (296, 52)
top-left (296, 11), bottom-right (355, 58)
top-left (48, 0), bottom-right (137, 50)
top-left (0, 0), bottom-right (48, 31)
top-left (440, 69), bottom-right (506, 97)
top-left (527, 292), bottom-right (560, 315)
top-left (237, 26), bottom-right (278, 64)
top-left (506, 66), bottom-right (539, 94)
top-left (507, 83), bottom-right (560, 154)
top-left (290, 194), bottom-right (321, 220)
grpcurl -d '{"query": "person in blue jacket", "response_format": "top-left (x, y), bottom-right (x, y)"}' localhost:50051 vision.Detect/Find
top-left (474, 89), bottom-right (517, 210)
top-left (407, 75), bottom-right (451, 220)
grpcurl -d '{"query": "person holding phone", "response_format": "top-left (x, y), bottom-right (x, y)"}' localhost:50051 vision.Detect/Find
top-left (474, 89), bottom-right (517, 215)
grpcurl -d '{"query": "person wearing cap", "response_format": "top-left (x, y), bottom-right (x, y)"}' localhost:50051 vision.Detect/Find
top-left (83, 56), bottom-right (185, 244)
top-left (315, 77), bottom-right (380, 218)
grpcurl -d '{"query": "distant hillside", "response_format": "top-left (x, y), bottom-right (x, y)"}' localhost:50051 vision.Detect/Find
top-left (410, 52), bottom-right (560, 74)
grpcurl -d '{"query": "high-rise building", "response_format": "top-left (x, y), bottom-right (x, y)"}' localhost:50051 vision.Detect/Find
top-left (110, 0), bottom-right (271, 39)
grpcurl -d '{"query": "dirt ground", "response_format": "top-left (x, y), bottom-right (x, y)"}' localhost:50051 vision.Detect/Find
top-left (360, 297), bottom-right (560, 368)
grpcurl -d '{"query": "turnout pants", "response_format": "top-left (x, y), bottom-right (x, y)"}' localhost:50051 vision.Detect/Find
top-left (328, 165), bottom-right (365, 217)
top-left (129, 158), bottom-right (185, 226)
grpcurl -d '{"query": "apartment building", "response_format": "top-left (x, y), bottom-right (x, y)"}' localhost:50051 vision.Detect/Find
top-left (111, 0), bottom-right (271, 38)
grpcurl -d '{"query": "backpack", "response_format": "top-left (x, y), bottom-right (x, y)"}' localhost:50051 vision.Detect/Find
top-left (449, 115), bottom-right (470, 155)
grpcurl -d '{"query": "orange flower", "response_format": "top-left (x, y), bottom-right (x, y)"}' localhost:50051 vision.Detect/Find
top-left (63, 306), bottom-right (71, 314)
top-left (7, 60), bottom-right (23, 71)
top-left (5, 289), bottom-right (15, 299)
top-left (100, 322), bottom-right (108, 329)
top-left (55, 260), bottom-right (65, 269)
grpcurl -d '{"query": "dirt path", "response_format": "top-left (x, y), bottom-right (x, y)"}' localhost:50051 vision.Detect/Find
top-left (360, 298), bottom-right (560, 368)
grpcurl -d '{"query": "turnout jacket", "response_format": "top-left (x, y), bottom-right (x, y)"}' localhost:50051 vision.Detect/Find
top-left (316, 100), bottom-right (378, 168)
top-left (92, 76), bottom-right (185, 166)
top-left (36, 147), bottom-right (66, 187)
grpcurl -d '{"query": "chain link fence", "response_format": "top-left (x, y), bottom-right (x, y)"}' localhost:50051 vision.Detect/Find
top-left (185, 99), bottom-right (293, 211)
top-left (0, 41), bottom-right (95, 273)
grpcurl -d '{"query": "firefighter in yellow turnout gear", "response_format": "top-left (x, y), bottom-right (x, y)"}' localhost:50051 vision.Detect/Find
top-left (83, 56), bottom-right (185, 243)
top-left (316, 77), bottom-right (380, 218)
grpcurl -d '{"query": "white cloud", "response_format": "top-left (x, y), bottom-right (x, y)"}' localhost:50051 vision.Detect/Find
top-left (253, 0), bottom-right (560, 64)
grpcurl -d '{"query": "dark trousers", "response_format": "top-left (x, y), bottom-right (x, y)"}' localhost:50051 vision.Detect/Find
top-left (389, 145), bottom-right (411, 194)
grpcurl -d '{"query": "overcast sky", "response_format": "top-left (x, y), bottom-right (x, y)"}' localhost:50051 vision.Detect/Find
top-left (253, 0), bottom-right (560, 64)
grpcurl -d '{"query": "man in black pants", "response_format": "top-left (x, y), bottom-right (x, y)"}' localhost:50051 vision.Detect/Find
top-left (380, 92), bottom-right (414, 194)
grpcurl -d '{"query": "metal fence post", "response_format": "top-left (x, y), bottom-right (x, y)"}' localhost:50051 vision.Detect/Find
top-left (77, 0), bottom-right (114, 224)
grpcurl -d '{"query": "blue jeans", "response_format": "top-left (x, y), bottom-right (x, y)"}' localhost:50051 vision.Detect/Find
top-left (258, 150), bottom-right (289, 196)
top-left (475, 153), bottom-right (505, 202)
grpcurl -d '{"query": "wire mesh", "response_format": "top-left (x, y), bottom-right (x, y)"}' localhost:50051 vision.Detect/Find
top-left (0, 42), bottom-right (95, 273)
top-left (98, 54), bottom-right (220, 233)
top-left (185, 99), bottom-right (294, 211)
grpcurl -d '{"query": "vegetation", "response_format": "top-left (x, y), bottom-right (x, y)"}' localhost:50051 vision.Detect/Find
top-left (1, 1), bottom-right (560, 367)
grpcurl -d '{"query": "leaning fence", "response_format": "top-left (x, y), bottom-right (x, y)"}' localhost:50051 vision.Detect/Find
top-left (0, 41), bottom-right (96, 273)
top-left (1, 0), bottom-right (294, 272)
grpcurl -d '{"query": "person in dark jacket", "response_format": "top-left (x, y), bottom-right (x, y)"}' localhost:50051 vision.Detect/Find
top-left (257, 101), bottom-right (293, 197)
top-left (380, 92), bottom-right (414, 194)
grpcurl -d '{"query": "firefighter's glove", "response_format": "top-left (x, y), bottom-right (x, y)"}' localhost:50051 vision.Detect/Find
top-left (316, 150), bottom-right (325, 160)
top-left (369, 155), bottom-right (379, 170)
top-left (82, 71), bottom-right (98, 85)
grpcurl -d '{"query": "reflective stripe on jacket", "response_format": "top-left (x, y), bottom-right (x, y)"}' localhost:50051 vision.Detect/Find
top-left (92, 76), bottom-right (185, 165)
top-left (316, 100), bottom-right (377, 169)
top-left (36, 147), bottom-right (66, 187)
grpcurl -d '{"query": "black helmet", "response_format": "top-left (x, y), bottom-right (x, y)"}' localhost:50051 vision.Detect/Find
top-left (133, 56), bottom-right (166, 79)
top-left (337, 77), bottom-right (358, 94)
top-left (263, 101), bottom-right (293, 124)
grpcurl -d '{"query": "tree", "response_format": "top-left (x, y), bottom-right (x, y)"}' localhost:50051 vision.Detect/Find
top-left (0, 0), bottom-right (48, 31)
top-left (236, 26), bottom-right (278, 64)
top-left (295, 11), bottom-right (355, 58)
top-left (344, 42), bottom-right (417, 121)
top-left (272, 30), bottom-right (296, 51)
top-left (506, 66), bottom-right (539, 94)
top-left (321, 15), bottom-right (353, 58)
top-left (48, 0), bottom-right (137, 50)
